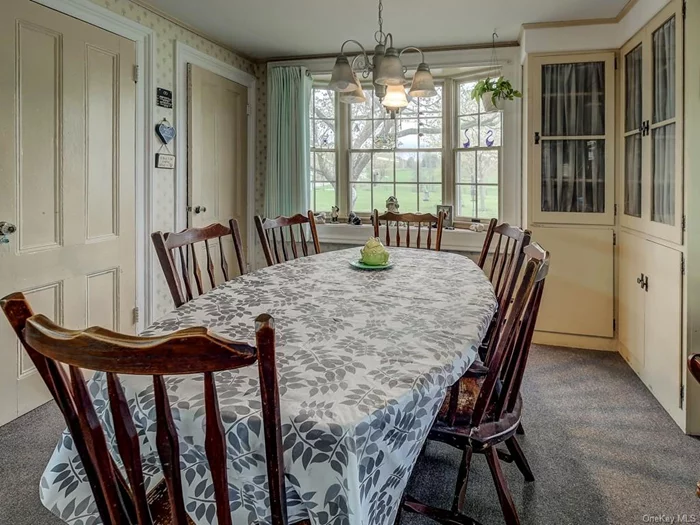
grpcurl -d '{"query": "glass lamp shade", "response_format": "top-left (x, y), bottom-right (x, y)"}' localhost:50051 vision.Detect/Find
top-left (328, 55), bottom-right (357, 92)
top-left (374, 47), bottom-right (406, 86)
top-left (408, 63), bottom-right (437, 98)
top-left (381, 84), bottom-right (409, 109)
top-left (340, 73), bottom-right (366, 104)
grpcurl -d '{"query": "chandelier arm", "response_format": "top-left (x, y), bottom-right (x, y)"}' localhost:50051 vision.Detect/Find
top-left (398, 46), bottom-right (426, 63)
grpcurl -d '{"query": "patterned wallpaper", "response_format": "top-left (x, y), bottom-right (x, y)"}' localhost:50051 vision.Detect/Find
top-left (86, 0), bottom-right (267, 319)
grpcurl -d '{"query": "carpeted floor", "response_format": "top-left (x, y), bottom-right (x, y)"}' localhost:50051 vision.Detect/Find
top-left (2, 346), bottom-right (700, 525)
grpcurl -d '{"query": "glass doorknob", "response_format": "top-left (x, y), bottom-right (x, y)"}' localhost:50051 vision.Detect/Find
top-left (0, 222), bottom-right (16, 235)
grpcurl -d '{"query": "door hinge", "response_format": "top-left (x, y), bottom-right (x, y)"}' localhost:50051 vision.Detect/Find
top-left (681, 255), bottom-right (686, 276)
top-left (246, 103), bottom-right (251, 116)
top-left (614, 203), bottom-right (618, 216)
top-left (683, 0), bottom-right (686, 20)
top-left (534, 132), bottom-right (541, 145)
top-left (680, 384), bottom-right (685, 406)
top-left (133, 64), bottom-right (140, 83)
top-left (613, 318), bottom-right (616, 332)
top-left (613, 232), bottom-right (617, 246)
top-left (682, 214), bottom-right (686, 232)
top-left (614, 56), bottom-right (618, 70)
top-left (132, 306), bottom-right (140, 325)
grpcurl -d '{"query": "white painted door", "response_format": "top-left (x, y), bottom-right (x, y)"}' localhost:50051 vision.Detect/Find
top-left (0, 0), bottom-right (137, 426)
top-left (188, 64), bottom-right (248, 284)
top-left (618, 231), bottom-right (646, 368)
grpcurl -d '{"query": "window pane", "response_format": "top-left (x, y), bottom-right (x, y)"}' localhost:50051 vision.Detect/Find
top-left (457, 185), bottom-right (498, 219)
top-left (401, 97), bottom-right (419, 118)
top-left (479, 186), bottom-right (499, 219)
top-left (419, 152), bottom-right (442, 183)
top-left (479, 112), bottom-right (502, 147)
top-left (477, 150), bottom-right (499, 184)
top-left (541, 62), bottom-right (605, 136)
top-left (396, 184), bottom-right (419, 211)
top-left (625, 45), bottom-right (643, 133)
top-left (458, 185), bottom-right (477, 218)
top-left (314, 152), bottom-right (336, 181)
top-left (372, 152), bottom-right (394, 182)
top-left (458, 115), bottom-right (479, 148)
top-left (351, 183), bottom-right (372, 213)
top-left (350, 152), bottom-right (372, 183)
top-left (350, 90), bottom-right (373, 118)
top-left (397, 119), bottom-right (419, 149)
top-left (372, 183), bottom-right (395, 211)
top-left (541, 139), bottom-right (605, 213)
top-left (459, 82), bottom-right (479, 115)
top-left (651, 123), bottom-right (675, 225)
top-left (395, 151), bottom-right (417, 182)
top-left (314, 182), bottom-right (336, 212)
top-left (313, 88), bottom-right (335, 119)
top-left (419, 85), bottom-right (443, 116)
top-left (624, 133), bottom-right (642, 218)
top-left (351, 120), bottom-right (373, 149)
top-left (373, 119), bottom-right (396, 149)
top-left (653, 16), bottom-right (676, 123)
top-left (457, 151), bottom-right (476, 183)
top-left (418, 184), bottom-right (442, 212)
top-left (314, 119), bottom-right (335, 148)
top-left (420, 118), bottom-right (442, 148)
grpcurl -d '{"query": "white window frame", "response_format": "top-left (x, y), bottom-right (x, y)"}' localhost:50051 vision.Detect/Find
top-left (276, 47), bottom-right (521, 250)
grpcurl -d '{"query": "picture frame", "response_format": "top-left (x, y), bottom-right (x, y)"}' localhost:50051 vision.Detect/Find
top-left (437, 205), bottom-right (453, 228)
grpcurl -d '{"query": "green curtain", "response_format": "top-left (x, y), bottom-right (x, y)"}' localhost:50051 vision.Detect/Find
top-left (265, 66), bottom-right (312, 218)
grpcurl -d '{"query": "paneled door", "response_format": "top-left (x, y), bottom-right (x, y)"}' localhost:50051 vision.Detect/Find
top-left (188, 64), bottom-right (249, 284)
top-left (0, 0), bottom-right (137, 426)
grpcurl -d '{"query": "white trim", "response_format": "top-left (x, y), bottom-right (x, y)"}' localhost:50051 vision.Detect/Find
top-left (174, 41), bottom-right (257, 270)
top-left (32, 0), bottom-right (156, 331)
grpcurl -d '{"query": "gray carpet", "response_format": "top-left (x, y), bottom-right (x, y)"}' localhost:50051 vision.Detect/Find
top-left (2, 346), bottom-right (700, 525)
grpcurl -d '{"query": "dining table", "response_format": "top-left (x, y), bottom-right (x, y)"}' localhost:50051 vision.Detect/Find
top-left (39, 246), bottom-right (497, 525)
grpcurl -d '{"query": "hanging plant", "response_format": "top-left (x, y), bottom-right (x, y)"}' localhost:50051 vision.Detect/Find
top-left (471, 76), bottom-right (522, 112)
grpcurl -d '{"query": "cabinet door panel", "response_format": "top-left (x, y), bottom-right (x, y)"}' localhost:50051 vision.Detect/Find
top-left (531, 227), bottom-right (614, 337)
top-left (644, 241), bottom-right (683, 412)
top-left (618, 232), bottom-right (646, 367)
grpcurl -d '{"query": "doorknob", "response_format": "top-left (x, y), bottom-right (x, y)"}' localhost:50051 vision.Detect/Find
top-left (0, 222), bottom-right (16, 244)
top-left (193, 206), bottom-right (207, 214)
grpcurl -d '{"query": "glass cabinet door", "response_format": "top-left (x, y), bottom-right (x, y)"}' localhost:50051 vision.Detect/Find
top-left (623, 45), bottom-right (643, 219)
top-left (532, 53), bottom-right (615, 225)
top-left (650, 15), bottom-right (677, 227)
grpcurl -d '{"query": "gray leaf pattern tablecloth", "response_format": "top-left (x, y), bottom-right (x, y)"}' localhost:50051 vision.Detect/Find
top-left (40, 247), bottom-right (497, 525)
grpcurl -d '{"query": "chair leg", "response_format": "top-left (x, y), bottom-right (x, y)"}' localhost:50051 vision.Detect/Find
top-left (516, 423), bottom-right (525, 435)
top-left (484, 447), bottom-right (520, 525)
top-left (505, 437), bottom-right (534, 482)
top-left (452, 446), bottom-right (473, 514)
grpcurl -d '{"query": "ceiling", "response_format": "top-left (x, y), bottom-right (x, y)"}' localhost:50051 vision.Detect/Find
top-left (143, 0), bottom-right (630, 59)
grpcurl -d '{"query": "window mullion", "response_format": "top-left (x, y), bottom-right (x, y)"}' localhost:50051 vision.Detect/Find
top-left (337, 96), bottom-right (349, 217)
top-left (443, 79), bottom-right (455, 209)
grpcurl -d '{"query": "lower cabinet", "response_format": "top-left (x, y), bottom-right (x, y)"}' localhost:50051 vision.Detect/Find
top-left (618, 231), bottom-right (684, 423)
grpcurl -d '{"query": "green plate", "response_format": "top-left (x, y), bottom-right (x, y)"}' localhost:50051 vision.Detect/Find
top-left (350, 260), bottom-right (394, 270)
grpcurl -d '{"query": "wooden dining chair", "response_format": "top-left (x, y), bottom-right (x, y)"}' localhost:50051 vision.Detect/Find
top-left (254, 211), bottom-right (321, 266)
top-left (151, 220), bottom-right (246, 308)
top-left (372, 210), bottom-right (445, 251)
top-left (0, 292), bottom-right (309, 525)
top-left (476, 220), bottom-right (531, 363)
top-left (404, 243), bottom-right (549, 525)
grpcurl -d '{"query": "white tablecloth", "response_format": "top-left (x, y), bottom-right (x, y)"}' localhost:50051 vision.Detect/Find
top-left (40, 247), bottom-right (496, 525)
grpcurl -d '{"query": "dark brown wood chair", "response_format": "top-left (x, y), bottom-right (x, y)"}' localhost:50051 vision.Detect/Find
top-left (403, 243), bottom-right (550, 525)
top-left (372, 210), bottom-right (445, 251)
top-left (689, 355), bottom-right (700, 498)
top-left (476, 220), bottom-right (531, 364)
top-left (151, 220), bottom-right (246, 308)
top-left (0, 292), bottom-right (309, 525)
top-left (254, 211), bottom-right (321, 266)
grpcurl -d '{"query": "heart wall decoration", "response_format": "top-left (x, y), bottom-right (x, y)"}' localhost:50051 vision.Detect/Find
top-left (156, 120), bottom-right (176, 145)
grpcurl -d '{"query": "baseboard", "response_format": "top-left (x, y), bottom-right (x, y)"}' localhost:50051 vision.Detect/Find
top-left (532, 331), bottom-right (617, 351)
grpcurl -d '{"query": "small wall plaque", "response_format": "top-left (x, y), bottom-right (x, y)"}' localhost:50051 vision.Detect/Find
top-left (155, 153), bottom-right (175, 169)
top-left (157, 88), bottom-right (173, 108)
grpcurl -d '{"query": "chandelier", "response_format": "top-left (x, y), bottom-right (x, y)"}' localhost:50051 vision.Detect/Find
top-left (328, 0), bottom-right (437, 117)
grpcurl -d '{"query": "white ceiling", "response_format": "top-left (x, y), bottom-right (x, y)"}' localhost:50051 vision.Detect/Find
top-left (144, 0), bottom-right (630, 59)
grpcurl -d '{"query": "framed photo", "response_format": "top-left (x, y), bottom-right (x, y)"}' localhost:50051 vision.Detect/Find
top-left (437, 205), bottom-right (453, 228)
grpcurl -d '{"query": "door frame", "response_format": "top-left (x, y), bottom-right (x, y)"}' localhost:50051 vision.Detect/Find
top-left (174, 41), bottom-right (257, 270)
top-left (32, 0), bottom-right (156, 331)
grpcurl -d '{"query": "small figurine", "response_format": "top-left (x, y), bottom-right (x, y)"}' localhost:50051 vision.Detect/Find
top-left (330, 206), bottom-right (339, 223)
top-left (347, 212), bottom-right (362, 226)
top-left (386, 196), bottom-right (400, 214)
top-left (314, 212), bottom-right (326, 224)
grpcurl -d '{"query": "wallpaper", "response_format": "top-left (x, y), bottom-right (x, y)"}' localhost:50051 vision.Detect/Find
top-left (86, 0), bottom-right (266, 319)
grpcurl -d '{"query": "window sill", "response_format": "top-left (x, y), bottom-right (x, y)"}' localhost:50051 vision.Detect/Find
top-left (316, 223), bottom-right (486, 252)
